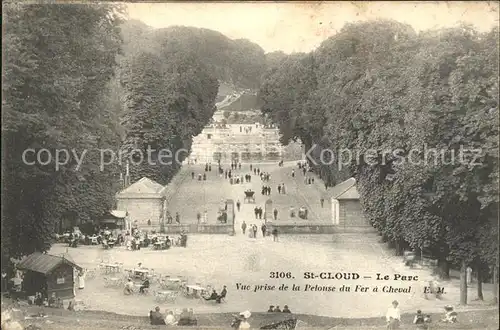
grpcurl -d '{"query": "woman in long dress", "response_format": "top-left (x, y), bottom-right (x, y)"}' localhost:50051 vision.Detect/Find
top-left (77, 270), bottom-right (85, 289)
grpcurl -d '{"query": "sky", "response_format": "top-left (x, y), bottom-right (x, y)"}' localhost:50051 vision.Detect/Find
top-left (127, 1), bottom-right (499, 53)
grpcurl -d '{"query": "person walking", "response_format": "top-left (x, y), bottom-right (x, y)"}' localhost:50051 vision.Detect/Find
top-left (277, 184), bottom-right (282, 194)
top-left (320, 197), bottom-right (324, 208)
top-left (236, 200), bottom-right (241, 212)
top-left (252, 224), bottom-right (258, 238)
top-left (241, 221), bottom-right (247, 235)
top-left (273, 208), bottom-right (278, 221)
top-left (466, 267), bottom-right (472, 285)
top-left (261, 223), bottom-right (267, 237)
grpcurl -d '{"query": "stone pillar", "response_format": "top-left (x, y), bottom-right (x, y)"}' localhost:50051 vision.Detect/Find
top-left (332, 199), bottom-right (340, 225)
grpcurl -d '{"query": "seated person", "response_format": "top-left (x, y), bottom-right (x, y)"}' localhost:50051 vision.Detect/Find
top-left (177, 308), bottom-right (193, 326)
top-left (165, 310), bottom-right (177, 325)
top-left (282, 305), bottom-right (291, 313)
top-left (48, 293), bottom-right (56, 307)
top-left (442, 306), bottom-right (457, 323)
top-left (267, 305), bottom-right (275, 312)
top-left (150, 306), bottom-right (166, 325)
top-left (413, 310), bottom-right (428, 329)
top-left (123, 279), bottom-right (134, 295)
top-left (204, 289), bottom-right (218, 301)
top-left (216, 285), bottom-right (227, 303)
top-left (413, 310), bottom-right (424, 324)
top-left (55, 298), bottom-right (64, 309)
top-left (139, 279), bottom-right (150, 293)
top-left (34, 292), bottom-right (44, 306)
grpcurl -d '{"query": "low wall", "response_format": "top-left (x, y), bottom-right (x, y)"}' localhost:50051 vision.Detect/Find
top-left (271, 224), bottom-right (336, 234)
top-left (160, 224), bottom-right (234, 234)
top-left (271, 224), bottom-right (376, 234)
top-left (164, 224), bottom-right (193, 234)
top-left (198, 224), bottom-right (233, 234)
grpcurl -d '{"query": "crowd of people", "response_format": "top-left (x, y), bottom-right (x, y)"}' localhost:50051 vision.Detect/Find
top-left (149, 306), bottom-right (197, 326)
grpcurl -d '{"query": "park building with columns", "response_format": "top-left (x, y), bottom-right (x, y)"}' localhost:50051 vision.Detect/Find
top-left (189, 122), bottom-right (284, 163)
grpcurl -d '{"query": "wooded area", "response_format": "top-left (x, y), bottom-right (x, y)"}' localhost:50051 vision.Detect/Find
top-left (258, 20), bottom-right (499, 305)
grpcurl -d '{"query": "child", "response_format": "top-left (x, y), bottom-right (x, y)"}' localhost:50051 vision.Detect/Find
top-left (442, 305), bottom-right (457, 323)
top-left (413, 310), bottom-right (428, 329)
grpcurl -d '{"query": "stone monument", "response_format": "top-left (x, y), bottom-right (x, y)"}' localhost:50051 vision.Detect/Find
top-left (264, 199), bottom-right (273, 221)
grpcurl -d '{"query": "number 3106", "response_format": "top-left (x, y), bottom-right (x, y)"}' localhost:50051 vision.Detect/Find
top-left (269, 272), bottom-right (293, 279)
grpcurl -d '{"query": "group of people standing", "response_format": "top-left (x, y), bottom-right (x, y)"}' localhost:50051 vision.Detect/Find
top-left (253, 206), bottom-right (264, 219)
top-left (277, 183), bottom-right (286, 194)
top-left (231, 161), bottom-right (242, 170)
top-left (165, 211), bottom-right (181, 224)
top-left (241, 221), bottom-right (279, 241)
top-left (259, 172), bottom-right (271, 181)
top-left (261, 185), bottom-right (271, 195)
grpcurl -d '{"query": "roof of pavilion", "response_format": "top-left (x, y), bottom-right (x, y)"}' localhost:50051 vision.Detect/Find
top-left (116, 177), bottom-right (166, 199)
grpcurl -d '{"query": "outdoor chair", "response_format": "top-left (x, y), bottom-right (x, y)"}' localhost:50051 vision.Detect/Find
top-left (85, 269), bottom-right (96, 280)
top-left (153, 290), bottom-right (167, 303)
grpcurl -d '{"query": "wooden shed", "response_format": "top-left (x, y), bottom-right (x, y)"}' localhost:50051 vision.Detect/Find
top-left (16, 252), bottom-right (82, 299)
top-left (330, 178), bottom-right (370, 228)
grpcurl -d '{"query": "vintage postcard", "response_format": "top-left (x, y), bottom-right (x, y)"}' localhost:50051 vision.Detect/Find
top-left (1, 1), bottom-right (499, 329)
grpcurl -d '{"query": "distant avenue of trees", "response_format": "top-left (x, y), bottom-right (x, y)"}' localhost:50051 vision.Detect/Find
top-left (258, 20), bottom-right (499, 305)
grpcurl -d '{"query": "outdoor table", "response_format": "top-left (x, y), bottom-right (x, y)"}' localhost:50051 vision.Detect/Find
top-left (153, 241), bottom-right (166, 250)
top-left (155, 290), bottom-right (175, 303)
top-left (133, 269), bottom-right (149, 279)
top-left (161, 277), bottom-right (182, 290)
top-left (185, 284), bottom-right (206, 298)
top-left (102, 263), bottom-right (121, 274)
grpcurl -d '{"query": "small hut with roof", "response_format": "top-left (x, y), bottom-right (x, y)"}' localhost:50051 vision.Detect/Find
top-left (330, 178), bottom-right (369, 227)
top-left (16, 252), bottom-right (82, 299)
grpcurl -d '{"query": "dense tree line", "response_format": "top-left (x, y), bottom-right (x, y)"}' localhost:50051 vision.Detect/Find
top-left (120, 21), bottom-right (267, 90)
top-left (259, 20), bottom-right (499, 304)
top-left (2, 3), bottom-right (124, 265)
top-left (118, 43), bottom-right (219, 184)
